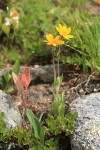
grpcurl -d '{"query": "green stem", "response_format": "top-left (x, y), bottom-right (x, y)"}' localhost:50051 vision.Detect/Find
top-left (52, 49), bottom-right (56, 80)
top-left (57, 46), bottom-right (60, 77)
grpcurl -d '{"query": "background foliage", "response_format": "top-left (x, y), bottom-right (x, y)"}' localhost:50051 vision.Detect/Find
top-left (0, 0), bottom-right (100, 71)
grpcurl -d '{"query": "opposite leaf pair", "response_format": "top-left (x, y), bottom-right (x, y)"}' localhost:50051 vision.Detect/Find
top-left (12, 67), bottom-right (30, 109)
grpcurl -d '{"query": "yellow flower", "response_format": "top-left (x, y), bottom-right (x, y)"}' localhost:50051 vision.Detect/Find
top-left (45, 34), bottom-right (64, 46)
top-left (56, 24), bottom-right (74, 39)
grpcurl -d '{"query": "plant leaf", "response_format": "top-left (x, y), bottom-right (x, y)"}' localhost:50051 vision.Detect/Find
top-left (12, 59), bottom-right (20, 75)
top-left (0, 77), bottom-right (4, 87)
top-left (21, 67), bottom-right (30, 89)
top-left (26, 109), bottom-right (41, 139)
top-left (26, 109), bottom-right (46, 144)
top-left (2, 23), bottom-right (10, 36)
top-left (4, 72), bottom-right (11, 84)
top-left (12, 72), bottom-right (24, 95)
top-left (6, 87), bottom-right (14, 93)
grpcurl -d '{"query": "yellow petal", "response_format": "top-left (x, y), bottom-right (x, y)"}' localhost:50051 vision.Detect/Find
top-left (63, 26), bottom-right (67, 30)
top-left (64, 34), bottom-right (74, 39)
top-left (65, 27), bottom-right (71, 34)
top-left (55, 35), bottom-right (60, 40)
top-left (59, 41), bottom-right (64, 44)
top-left (46, 34), bottom-right (53, 40)
top-left (53, 44), bottom-right (57, 46)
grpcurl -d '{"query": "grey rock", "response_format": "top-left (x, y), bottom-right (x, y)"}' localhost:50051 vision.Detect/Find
top-left (70, 93), bottom-right (100, 150)
top-left (0, 64), bottom-right (65, 83)
top-left (0, 90), bottom-right (22, 129)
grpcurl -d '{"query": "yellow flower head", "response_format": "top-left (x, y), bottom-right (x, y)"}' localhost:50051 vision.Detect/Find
top-left (56, 24), bottom-right (74, 39)
top-left (45, 34), bottom-right (64, 46)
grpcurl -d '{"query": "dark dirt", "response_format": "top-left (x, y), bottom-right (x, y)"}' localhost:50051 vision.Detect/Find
top-left (84, 0), bottom-right (100, 16)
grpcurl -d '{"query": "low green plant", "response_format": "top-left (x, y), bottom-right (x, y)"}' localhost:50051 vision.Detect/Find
top-left (0, 111), bottom-right (57, 149)
top-left (0, 112), bottom-right (6, 134)
top-left (53, 76), bottom-right (65, 117)
top-left (47, 112), bottom-right (78, 136)
top-left (26, 109), bottom-right (47, 149)
top-left (46, 77), bottom-right (78, 136)
top-left (26, 109), bottom-right (46, 145)
top-left (0, 59), bottom-right (20, 93)
top-left (0, 71), bottom-right (13, 93)
top-left (0, 112), bottom-right (33, 147)
top-left (25, 76), bottom-right (77, 149)
top-left (12, 68), bottom-right (61, 149)
top-left (26, 109), bottom-right (60, 150)
top-left (43, 24), bottom-right (77, 147)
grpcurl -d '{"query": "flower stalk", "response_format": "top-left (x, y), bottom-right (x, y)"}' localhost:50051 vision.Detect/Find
top-left (52, 49), bottom-right (56, 80)
top-left (57, 46), bottom-right (61, 77)
top-left (45, 24), bottom-right (74, 80)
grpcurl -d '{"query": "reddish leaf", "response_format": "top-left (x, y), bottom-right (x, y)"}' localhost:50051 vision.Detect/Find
top-left (12, 72), bottom-right (24, 95)
top-left (21, 67), bottom-right (30, 90)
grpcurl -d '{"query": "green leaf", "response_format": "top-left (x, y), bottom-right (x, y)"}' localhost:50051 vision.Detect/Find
top-left (4, 72), bottom-right (11, 84)
top-left (0, 112), bottom-right (6, 132)
top-left (26, 109), bottom-right (46, 144)
top-left (32, 145), bottom-right (43, 150)
top-left (0, 77), bottom-right (4, 87)
top-left (12, 59), bottom-right (20, 75)
top-left (53, 92), bottom-right (65, 117)
top-left (5, 87), bottom-right (14, 93)
top-left (54, 76), bottom-right (63, 92)
top-left (2, 23), bottom-right (10, 36)
top-left (26, 109), bottom-right (41, 139)
top-left (39, 126), bottom-right (46, 145)
top-left (58, 103), bottom-right (65, 117)
top-left (39, 112), bottom-right (44, 122)
top-left (52, 99), bottom-right (59, 116)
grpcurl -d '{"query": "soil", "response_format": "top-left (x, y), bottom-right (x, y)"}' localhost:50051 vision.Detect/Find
top-left (83, 0), bottom-right (100, 16)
